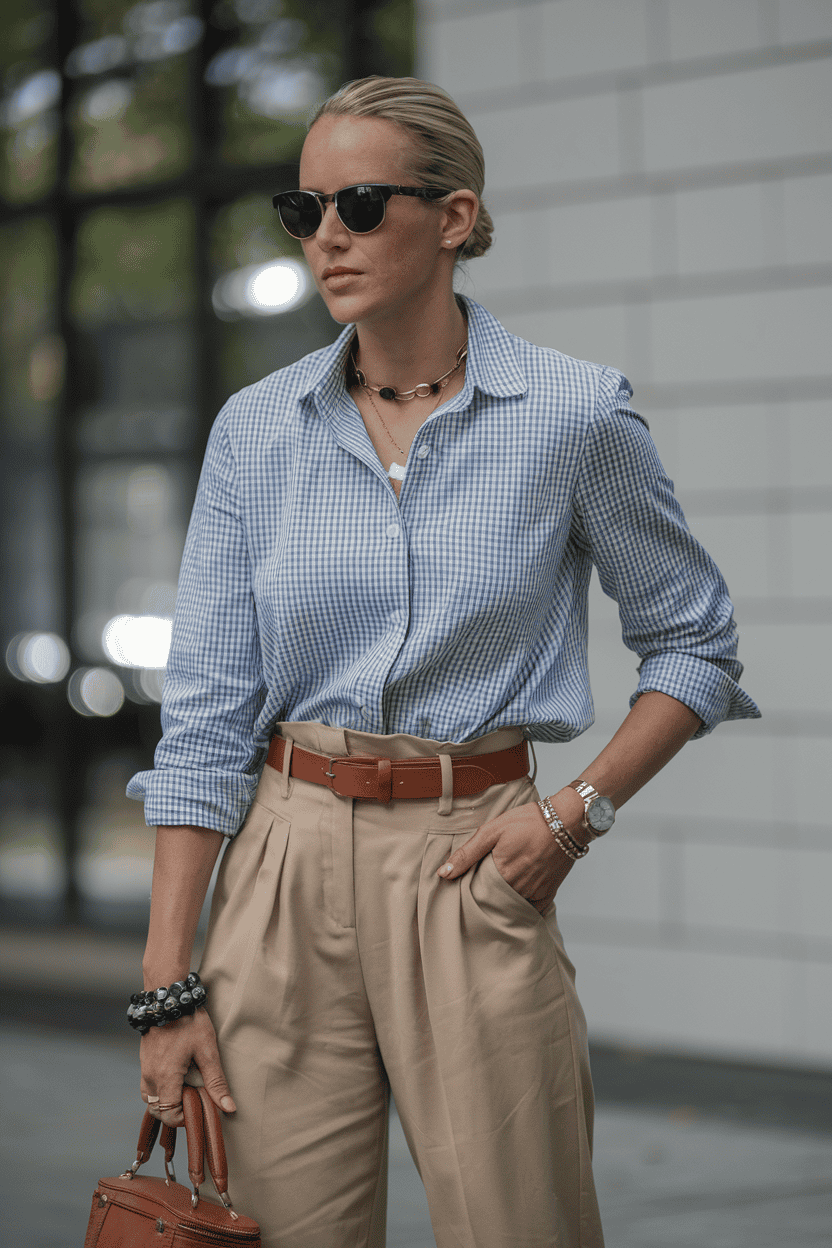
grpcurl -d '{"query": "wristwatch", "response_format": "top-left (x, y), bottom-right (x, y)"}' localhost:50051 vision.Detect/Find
top-left (571, 781), bottom-right (616, 837)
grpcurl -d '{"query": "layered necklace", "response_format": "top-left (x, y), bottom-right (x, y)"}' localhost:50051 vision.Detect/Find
top-left (348, 342), bottom-right (468, 483)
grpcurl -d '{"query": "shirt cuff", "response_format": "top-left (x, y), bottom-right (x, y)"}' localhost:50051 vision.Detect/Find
top-left (631, 652), bottom-right (761, 738)
top-left (126, 767), bottom-right (263, 836)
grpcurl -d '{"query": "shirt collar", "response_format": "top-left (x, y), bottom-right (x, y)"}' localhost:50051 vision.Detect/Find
top-left (302, 296), bottom-right (528, 414)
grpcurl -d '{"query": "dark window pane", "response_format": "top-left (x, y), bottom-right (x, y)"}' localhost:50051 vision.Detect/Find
top-left (0, 216), bottom-right (61, 444)
top-left (206, 0), bottom-right (342, 167)
top-left (1, 465), bottom-right (62, 638)
top-left (75, 323), bottom-right (198, 453)
top-left (73, 458), bottom-right (190, 666)
top-left (0, 1), bottom-right (59, 204)
top-left (68, 0), bottom-right (200, 192)
top-left (70, 198), bottom-right (195, 326)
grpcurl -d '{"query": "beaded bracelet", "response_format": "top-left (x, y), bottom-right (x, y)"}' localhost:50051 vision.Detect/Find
top-left (127, 971), bottom-right (207, 1034)
top-left (552, 830), bottom-right (588, 862)
top-left (537, 797), bottom-right (590, 861)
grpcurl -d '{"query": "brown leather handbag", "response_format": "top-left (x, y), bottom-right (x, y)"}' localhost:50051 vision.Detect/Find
top-left (85, 1085), bottom-right (261, 1246)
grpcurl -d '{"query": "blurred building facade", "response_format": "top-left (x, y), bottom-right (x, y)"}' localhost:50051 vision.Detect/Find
top-left (0, 0), bottom-right (412, 923)
top-left (2, 0), bottom-right (830, 1073)
top-left (419, 0), bottom-right (832, 1069)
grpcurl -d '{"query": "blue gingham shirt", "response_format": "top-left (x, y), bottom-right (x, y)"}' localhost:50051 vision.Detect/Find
top-left (128, 298), bottom-right (760, 835)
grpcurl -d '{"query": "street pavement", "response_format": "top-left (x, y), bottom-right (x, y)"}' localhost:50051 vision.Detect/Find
top-left (3, 1022), bottom-right (831, 1248)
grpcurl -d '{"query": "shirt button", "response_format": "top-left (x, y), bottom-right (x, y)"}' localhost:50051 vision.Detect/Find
top-left (416, 444), bottom-right (430, 459)
top-left (360, 706), bottom-right (372, 722)
top-left (386, 523), bottom-right (400, 539)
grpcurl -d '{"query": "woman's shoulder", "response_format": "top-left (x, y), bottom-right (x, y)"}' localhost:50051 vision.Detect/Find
top-left (466, 298), bottom-right (638, 422)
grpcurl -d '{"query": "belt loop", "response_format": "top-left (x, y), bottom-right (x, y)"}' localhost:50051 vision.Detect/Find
top-left (280, 736), bottom-right (293, 799)
top-left (377, 757), bottom-right (392, 803)
top-left (527, 736), bottom-right (538, 787)
top-left (437, 753), bottom-right (454, 816)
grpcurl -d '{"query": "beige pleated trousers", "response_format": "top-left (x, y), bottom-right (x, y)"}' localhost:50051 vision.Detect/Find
top-left (194, 721), bottom-right (604, 1248)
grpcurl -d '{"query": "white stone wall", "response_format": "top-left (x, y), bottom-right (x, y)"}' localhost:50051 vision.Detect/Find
top-left (418, 0), bottom-right (832, 1068)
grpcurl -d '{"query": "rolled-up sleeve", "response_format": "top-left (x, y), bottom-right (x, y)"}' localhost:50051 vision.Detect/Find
top-left (127, 408), bottom-right (268, 833)
top-left (574, 369), bottom-right (760, 736)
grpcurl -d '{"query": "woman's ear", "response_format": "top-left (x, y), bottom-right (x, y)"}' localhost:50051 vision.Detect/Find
top-left (439, 189), bottom-right (479, 252)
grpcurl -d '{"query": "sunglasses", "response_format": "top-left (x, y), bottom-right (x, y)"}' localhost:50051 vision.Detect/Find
top-left (272, 183), bottom-right (448, 239)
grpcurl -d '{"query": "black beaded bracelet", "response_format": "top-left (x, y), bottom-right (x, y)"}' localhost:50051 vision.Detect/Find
top-left (127, 971), bottom-right (207, 1034)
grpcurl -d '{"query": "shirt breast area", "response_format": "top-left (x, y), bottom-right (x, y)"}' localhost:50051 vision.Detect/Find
top-left (241, 382), bottom-right (592, 671)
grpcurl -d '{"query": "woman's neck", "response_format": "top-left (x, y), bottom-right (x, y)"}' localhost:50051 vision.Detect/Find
top-left (352, 293), bottom-right (468, 395)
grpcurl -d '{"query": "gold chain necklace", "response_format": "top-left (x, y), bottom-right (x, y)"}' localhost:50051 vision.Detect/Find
top-left (362, 387), bottom-right (406, 456)
top-left (350, 343), bottom-right (468, 402)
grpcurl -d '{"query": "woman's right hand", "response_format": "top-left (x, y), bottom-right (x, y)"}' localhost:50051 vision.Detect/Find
top-left (139, 1008), bottom-right (236, 1128)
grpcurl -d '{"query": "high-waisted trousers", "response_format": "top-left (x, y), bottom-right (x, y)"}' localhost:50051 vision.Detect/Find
top-left (192, 721), bottom-right (604, 1248)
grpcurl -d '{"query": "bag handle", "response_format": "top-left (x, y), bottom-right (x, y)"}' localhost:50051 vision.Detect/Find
top-left (129, 1112), bottom-right (177, 1181)
top-left (126, 1087), bottom-right (238, 1219)
top-left (185, 1086), bottom-right (237, 1217)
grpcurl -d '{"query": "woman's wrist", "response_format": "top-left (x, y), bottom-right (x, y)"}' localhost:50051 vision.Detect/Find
top-left (545, 786), bottom-right (587, 841)
top-left (142, 951), bottom-right (194, 990)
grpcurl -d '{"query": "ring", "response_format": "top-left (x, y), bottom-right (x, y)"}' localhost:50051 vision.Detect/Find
top-left (155, 1102), bottom-right (184, 1113)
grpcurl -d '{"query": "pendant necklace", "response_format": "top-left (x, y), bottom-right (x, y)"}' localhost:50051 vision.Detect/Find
top-left (350, 341), bottom-right (467, 482)
top-left (363, 387), bottom-right (442, 483)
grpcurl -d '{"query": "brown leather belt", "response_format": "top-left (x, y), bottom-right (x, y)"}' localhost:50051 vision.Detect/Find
top-left (266, 736), bottom-right (529, 803)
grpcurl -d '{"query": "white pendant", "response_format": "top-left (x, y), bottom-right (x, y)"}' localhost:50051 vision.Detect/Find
top-left (388, 462), bottom-right (406, 482)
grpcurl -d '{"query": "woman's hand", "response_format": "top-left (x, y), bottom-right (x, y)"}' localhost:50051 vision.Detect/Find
top-left (436, 800), bottom-right (578, 912)
top-left (140, 1009), bottom-right (235, 1128)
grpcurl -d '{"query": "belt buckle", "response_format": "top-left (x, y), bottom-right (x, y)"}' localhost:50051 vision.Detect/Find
top-left (322, 756), bottom-right (352, 797)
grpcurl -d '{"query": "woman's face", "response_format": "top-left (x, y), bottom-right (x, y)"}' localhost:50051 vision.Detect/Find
top-left (298, 114), bottom-right (453, 328)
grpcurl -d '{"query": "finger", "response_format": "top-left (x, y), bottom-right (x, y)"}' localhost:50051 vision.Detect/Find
top-left (437, 823), bottom-right (500, 880)
top-left (154, 1092), bottom-right (186, 1127)
top-left (199, 1058), bottom-right (237, 1113)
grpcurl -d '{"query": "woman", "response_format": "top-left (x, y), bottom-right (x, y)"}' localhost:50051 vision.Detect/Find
top-left (129, 76), bottom-right (759, 1248)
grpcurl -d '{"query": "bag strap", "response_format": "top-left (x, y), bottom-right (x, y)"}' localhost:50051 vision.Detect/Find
top-left (196, 1085), bottom-right (229, 1196)
top-left (182, 1085), bottom-right (206, 1189)
top-left (183, 1086), bottom-right (237, 1217)
top-left (127, 1087), bottom-right (239, 1219)
top-left (134, 1110), bottom-right (162, 1166)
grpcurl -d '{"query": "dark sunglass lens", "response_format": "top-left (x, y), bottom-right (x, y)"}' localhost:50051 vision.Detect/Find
top-left (337, 185), bottom-right (387, 233)
top-left (275, 191), bottom-right (320, 238)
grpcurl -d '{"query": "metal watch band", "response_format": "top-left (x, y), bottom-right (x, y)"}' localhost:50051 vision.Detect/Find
top-left (571, 780), bottom-right (615, 837)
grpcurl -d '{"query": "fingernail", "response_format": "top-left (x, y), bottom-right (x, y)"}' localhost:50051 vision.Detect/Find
top-left (221, 1097), bottom-right (236, 1113)
top-left (439, 863), bottom-right (454, 877)
top-left (147, 1096), bottom-right (160, 1104)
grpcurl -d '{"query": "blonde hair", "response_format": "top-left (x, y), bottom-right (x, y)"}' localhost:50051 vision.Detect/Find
top-left (309, 76), bottom-right (494, 261)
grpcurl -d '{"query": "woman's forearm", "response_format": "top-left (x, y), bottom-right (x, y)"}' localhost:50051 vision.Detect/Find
top-left (142, 825), bottom-right (225, 987)
top-left (548, 690), bottom-right (703, 832)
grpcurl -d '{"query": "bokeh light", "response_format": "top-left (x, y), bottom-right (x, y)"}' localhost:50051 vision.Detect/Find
top-left (212, 258), bottom-right (311, 319)
top-left (5, 632), bottom-right (71, 684)
top-left (67, 666), bottom-right (125, 717)
top-left (102, 614), bottom-right (172, 668)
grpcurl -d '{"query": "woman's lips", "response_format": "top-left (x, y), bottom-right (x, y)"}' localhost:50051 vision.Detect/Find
top-left (322, 268), bottom-right (361, 289)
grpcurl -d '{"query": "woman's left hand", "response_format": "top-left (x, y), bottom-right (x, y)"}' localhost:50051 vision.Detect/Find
top-left (436, 801), bottom-right (576, 913)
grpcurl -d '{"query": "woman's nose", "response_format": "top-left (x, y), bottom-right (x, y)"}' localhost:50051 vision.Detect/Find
top-left (315, 200), bottom-right (349, 249)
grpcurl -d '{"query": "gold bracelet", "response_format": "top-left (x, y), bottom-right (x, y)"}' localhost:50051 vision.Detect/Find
top-left (538, 798), bottom-right (590, 859)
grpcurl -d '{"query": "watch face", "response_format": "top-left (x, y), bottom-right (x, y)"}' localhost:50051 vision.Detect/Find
top-left (587, 795), bottom-right (615, 833)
